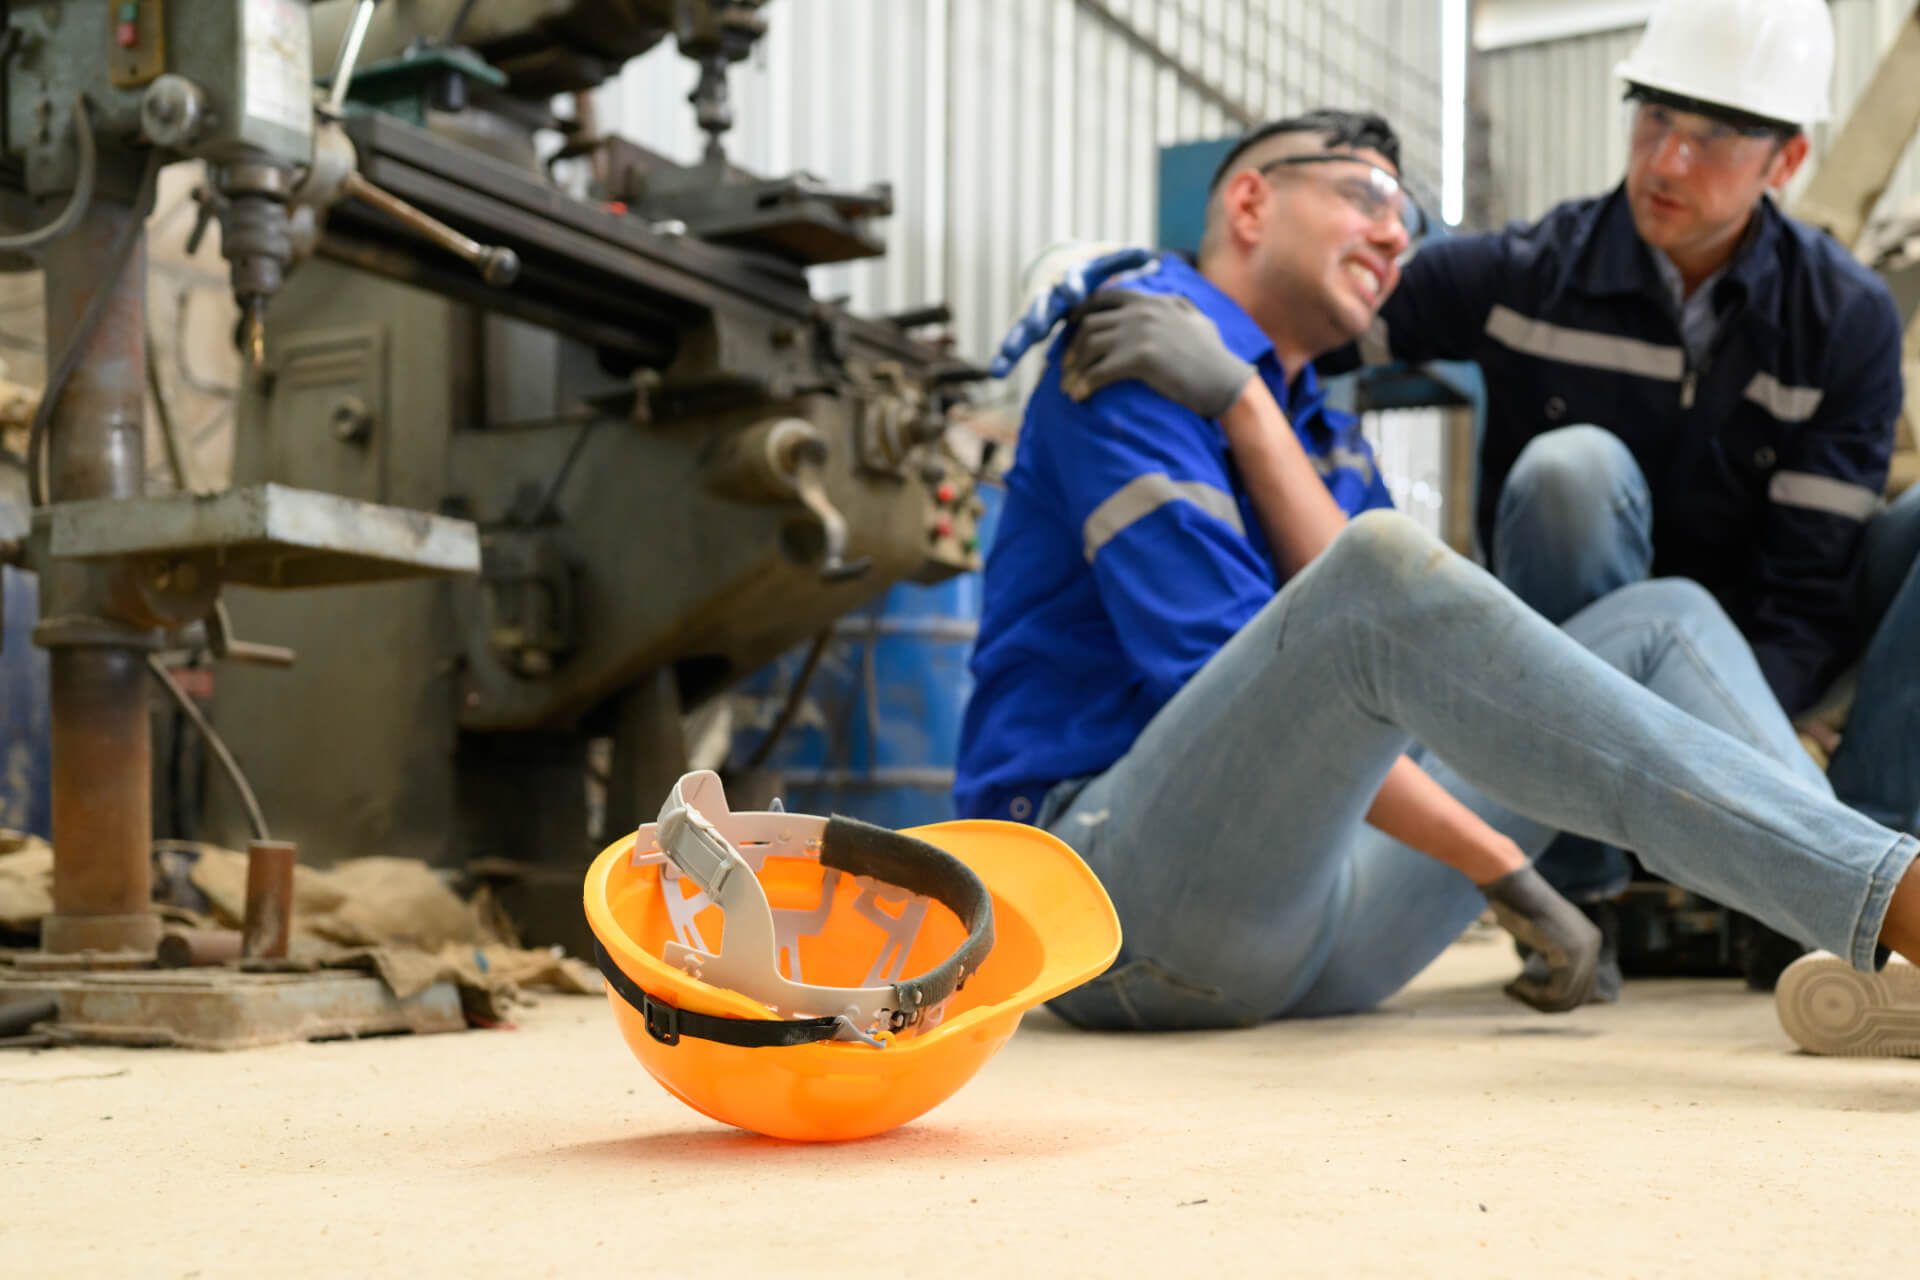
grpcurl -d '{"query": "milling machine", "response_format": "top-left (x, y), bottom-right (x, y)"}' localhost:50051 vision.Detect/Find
top-left (199, 0), bottom-right (989, 954)
top-left (0, 0), bottom-right (494, 971)
top-left (0, 0), bottom-right (984, 1043)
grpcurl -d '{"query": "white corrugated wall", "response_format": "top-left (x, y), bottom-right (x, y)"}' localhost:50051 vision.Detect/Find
top-left (1479, 0), bottom-right (1920, 227)
top-left (1478, 25), bottom-right (1640, 225)
top-left (592, 0), bottom-right (1447, 367)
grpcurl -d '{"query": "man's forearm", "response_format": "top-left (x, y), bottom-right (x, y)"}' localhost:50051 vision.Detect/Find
top-left (1366, 757), bottom-right (1528, 886)
top-left (1215, 378), bottom-right (1350, 574)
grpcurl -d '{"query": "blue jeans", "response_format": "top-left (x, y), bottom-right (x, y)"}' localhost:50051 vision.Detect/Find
top-left (1495, 425), bottom-right (1920, 885)
top-left (1041, 511), bottom-right (1917, 1030)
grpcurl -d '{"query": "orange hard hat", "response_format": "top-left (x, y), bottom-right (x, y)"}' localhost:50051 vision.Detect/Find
top-left (583, 771), bottom-right (1121, 1141)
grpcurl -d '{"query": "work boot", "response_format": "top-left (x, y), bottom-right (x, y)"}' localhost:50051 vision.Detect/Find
top-left (1774, 950), bottom-right (1920, 1057)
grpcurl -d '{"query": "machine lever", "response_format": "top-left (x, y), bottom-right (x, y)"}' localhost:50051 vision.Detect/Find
top-left (339, 170), bottom-right (520, 287)
top-left (701, 418), bottom-right (872, 582)
top-left (786, 440), bottom-right (871, 582)
top-left (327, 0), bottom-right (382, 119)
top-left (221, 638), bottom-right (298, 668)
top-left (207, 602), bottom-right (296, 669)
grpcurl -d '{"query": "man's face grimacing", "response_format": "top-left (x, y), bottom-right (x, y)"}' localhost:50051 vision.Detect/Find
top-left (1624, 99), bottom-right (1808, 266)
top-left (1244, 143), bottom-right (1416, 351)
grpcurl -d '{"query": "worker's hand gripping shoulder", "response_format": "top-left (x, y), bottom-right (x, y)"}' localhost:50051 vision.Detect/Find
top-left (1060, 289), bottom-right (1256, 421)
top-left (989, 244), bottom-right (1158, 378)
top-left (1481, 865), bottom-right (1603, 1013)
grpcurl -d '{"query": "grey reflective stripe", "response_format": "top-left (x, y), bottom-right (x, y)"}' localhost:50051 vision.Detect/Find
top-left (1744, 372), bottom-right (1825, 423)
top-left (1313, 446), bottom-right (1378, 487)
top-left (1082, 473), bottom-right (1245, 561)
top-left (1359, 315), bottom-right (1392, 366)
top-left (1768, 470), bottom-right (1881, 521)
top-left (1484, 305), bottom-right (1685, 381)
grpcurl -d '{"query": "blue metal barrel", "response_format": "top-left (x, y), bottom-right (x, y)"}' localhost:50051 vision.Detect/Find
top-left (733, 484), bottom-right (1005, 829)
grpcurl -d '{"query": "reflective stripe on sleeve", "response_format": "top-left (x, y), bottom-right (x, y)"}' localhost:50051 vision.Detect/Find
top-left (1768, 470), bottom-right (1881, 521)
top-left (1082, 473), bottom-right (1246, 561)
top-left (1484, 305), bottom-right (1685, 381)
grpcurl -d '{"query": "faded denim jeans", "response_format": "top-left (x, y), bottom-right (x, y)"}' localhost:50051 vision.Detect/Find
top-left (1494, 425), bottom-right (1920, 901)
top-left (1042, 511), bottom-right (1918, 1031)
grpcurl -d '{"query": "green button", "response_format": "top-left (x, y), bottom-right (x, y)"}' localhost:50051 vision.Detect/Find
top-left (119, 3), bottom-right (138, 22)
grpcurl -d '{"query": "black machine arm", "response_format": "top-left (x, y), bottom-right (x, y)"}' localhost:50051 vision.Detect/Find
top-left (315, 112), bottom-right (975, 399)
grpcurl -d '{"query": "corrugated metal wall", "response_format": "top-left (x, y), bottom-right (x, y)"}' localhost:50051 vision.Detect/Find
top-left (1480, 0), bottom-right (1920, 227)
top-left (592, 0), bottom-right (1447, 367)
top-left (1479, 25), bottom-right (1639, 225)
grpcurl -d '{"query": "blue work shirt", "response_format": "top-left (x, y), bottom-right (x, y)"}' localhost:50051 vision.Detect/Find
top-left (954, 255), bottom-right (1395, 824)
top-left (1323, 186), bottom-right (1904, 714)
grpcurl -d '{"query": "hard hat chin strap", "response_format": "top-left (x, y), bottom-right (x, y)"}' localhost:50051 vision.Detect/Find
top-left (615, 772), bottom-right (996, 1049)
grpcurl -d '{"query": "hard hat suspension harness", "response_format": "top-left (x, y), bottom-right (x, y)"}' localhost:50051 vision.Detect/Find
top-left (596, 773), bottom-right (995, 1050)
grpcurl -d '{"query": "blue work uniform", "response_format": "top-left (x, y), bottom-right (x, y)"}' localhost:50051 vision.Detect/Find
top-left (954, 255), bottom-right (1395, 823)
top-left (1324, 186), bottom-right (1905, 715)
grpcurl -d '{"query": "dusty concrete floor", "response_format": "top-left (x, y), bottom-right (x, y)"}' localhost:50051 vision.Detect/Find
top-left (7, 932), bottom-right (1918, 1278)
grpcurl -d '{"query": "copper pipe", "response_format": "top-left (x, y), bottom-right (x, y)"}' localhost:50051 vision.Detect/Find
top-left (47, 649), bottom-right (152, 914)
top-left (242, 840), bottom-right (297, 960)
top-left (156, 929), bottom-right (243, 968)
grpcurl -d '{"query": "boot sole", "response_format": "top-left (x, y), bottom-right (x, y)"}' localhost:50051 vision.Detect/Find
top-left (1775, 951), bottom-right (1920, 1057)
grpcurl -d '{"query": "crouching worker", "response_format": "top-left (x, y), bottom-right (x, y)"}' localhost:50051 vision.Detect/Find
top-left (952, 110), bottom-right (1920, 1038)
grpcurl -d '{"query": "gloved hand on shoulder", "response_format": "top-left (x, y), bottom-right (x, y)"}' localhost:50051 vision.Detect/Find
top-left (1060, 288), bottom-right (1256, 420)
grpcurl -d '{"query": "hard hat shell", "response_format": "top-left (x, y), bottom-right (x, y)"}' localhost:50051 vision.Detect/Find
top-left (1615, 0), bottom-right (1834, 126)
top-left (584, 815), bottom-right (1121, 1142)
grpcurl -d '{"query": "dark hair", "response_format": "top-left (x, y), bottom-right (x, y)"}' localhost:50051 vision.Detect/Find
top-left (1206, 110), bottom-right (1403, 193)
top-left (1622, 83), bottom-right (1800, 140)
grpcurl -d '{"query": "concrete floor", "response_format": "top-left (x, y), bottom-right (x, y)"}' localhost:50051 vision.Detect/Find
top-left (7, 932), bottom-right (1917, 1278)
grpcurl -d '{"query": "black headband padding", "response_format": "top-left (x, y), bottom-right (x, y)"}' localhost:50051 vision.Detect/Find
top-left (820, 814), bottom-right (996, 1020)
top-left (1624, 83), bottom-right (1799, 135)
top-left (594, 939), bottom-right (846, 1048)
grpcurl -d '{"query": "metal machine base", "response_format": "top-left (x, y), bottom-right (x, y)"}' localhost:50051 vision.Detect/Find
top-left (0, 968), bottom-right (465, 1051)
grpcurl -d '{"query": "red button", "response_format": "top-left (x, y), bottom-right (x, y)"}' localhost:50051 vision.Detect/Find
top-left (933, 515), bottom-right (953, 538)
top-left (935, 483), bottom-right (955, 504)
top-left (116, 20), bottom-right (139, 48)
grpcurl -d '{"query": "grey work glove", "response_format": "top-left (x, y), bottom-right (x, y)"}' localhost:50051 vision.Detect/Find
top-left (1059, 289), bottom-right (1257, 420)
top-left (1481, 864), bottom-right (1602, 1013)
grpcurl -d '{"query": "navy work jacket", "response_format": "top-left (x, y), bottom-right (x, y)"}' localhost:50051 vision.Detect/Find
top-left (1325, 186), bottom-right (1904, 715)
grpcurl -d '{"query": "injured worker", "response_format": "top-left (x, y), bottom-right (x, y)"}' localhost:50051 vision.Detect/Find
top-left (950, 109), bottom-right (1920, 1047)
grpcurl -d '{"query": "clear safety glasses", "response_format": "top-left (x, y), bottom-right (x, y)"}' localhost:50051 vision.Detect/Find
top-left (1627, 101), bottom-right (1784, 171)
top-left (1258, 153), bottom-right (1430, 249)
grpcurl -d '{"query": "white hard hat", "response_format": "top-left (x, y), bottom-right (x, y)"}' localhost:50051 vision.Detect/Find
top-left (1615, 0), bottom-right (1834, 127)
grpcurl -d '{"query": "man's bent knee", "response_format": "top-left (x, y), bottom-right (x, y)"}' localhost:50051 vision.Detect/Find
top-left (1503, 426), bottom-right (1644, 527)
top-left (1325, 510), bottom-right (1448, 585)
top-left (1495, 426), bottom-right (1653, 623)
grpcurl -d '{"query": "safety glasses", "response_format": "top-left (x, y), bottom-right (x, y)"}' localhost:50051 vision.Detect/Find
top-left (1258, 153), bottom-right (1430, 248)
top-left (1628, 102), bottom-right (1783, 171)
